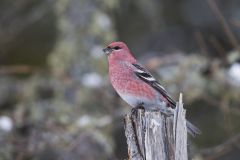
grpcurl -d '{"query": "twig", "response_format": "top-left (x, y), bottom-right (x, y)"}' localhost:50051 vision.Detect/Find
top-left (201, 134), bottom-right (240, 160)
top-left (194, 31), bottom-right (209, 57)
top-left (207, 0), bottom-right (240, 53)
top-left (0, 65), bottom-right (37, 74)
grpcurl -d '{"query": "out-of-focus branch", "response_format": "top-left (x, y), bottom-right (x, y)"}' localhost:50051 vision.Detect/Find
top-left (0, 0), bottom-right (53, 48)
top-left (0, 65), bottom-right (37, 74)
top-left (207, 0), bottom-right (240, 53)
top-left (201, 134), bottom-right (240, 160)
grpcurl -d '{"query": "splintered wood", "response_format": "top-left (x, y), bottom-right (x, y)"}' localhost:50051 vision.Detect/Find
top-left (124, 93), bottom-right (188, 160)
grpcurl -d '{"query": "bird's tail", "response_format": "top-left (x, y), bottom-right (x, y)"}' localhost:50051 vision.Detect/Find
top-left (186, 120), bottom-right (201, 137)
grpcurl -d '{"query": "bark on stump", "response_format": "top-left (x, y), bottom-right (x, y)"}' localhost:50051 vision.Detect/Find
top-left (124, 93), bottom-right (188, 160)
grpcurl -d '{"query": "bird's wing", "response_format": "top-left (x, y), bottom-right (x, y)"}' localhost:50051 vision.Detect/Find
top-left (132, 63), bottom-right (176, 108)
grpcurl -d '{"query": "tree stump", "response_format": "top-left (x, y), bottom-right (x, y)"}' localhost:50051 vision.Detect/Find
top-left (124, 93), bottom-right (188, 160)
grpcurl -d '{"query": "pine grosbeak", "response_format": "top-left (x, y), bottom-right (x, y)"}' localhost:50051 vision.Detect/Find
top-left (103, 41), bottom-right (201, 136)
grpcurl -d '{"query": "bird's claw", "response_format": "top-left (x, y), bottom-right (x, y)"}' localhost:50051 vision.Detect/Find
top-left (159, 109), bottom-right (173, 117)
top-left (131, 105), bottom-right (145, 116)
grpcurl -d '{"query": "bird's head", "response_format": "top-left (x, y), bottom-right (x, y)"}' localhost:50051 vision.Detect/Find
top-left (103, 41), bottom-right (136, 63)
top-left (103, 42), bottom-right (128, 55)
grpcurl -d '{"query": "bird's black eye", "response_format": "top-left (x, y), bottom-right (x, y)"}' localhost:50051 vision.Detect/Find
top-left (113, 46), bottom-right (121, 50)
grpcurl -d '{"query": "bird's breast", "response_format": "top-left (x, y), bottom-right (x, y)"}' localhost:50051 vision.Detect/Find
top-left (109, 63), bottom-right (158, 102)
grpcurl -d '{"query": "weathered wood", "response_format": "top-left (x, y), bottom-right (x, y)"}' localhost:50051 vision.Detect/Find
top-left (124, 93), bottom-right (188, 160)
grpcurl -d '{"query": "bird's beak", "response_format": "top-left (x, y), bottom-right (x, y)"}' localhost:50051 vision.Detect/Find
top-left (103, 47), bottom-right (113, 56)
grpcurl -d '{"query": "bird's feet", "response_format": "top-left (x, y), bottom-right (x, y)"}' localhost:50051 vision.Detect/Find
top-left (131, 105), bottom-right (145, 116)
top-left (158, 108), bottom-right (174, 117)
top-left (131, 105), bottom-right (173, 117)
top-left (161, 111), bottom-right (173, 117)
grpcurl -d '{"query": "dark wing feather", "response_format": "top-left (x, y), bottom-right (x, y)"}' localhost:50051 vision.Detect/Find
top-left (132, 63), bottom-right (176, 108)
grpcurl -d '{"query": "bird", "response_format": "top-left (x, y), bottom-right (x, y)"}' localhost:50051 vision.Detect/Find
top-left (103, 41), bottom-right (201, 137)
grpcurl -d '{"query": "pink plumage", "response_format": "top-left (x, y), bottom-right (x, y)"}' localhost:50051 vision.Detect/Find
top-left (103, 41), bottom-right (201, 136)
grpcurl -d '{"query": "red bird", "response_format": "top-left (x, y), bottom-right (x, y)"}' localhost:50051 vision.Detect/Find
top-left (103, 41), bottom-right (201, 136)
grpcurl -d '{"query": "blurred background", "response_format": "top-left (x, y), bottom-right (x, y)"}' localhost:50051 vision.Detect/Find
top-left (0, 0), bottom-right (240, 159)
